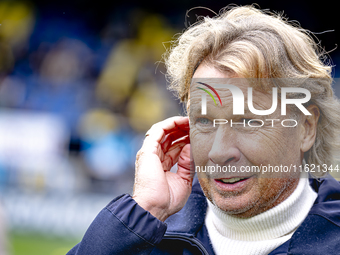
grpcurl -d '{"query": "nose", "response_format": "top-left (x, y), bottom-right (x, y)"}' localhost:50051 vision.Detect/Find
top-left (208, 127), bottom-right (241, 165)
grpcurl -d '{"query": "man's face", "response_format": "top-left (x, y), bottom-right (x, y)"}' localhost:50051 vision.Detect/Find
top-left (189, 64), bottom-right (304, 218)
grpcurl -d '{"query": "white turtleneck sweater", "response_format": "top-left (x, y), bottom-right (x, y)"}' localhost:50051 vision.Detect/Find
top-left (205, 172), bottom-right (318, 255)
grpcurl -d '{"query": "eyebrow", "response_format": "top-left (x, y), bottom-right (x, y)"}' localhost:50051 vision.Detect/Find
top-left (187, 103), bottom-right (200, 115)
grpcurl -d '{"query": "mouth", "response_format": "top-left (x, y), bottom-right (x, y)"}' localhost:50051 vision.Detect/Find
top-left (214, 176), bottom-right (254, 192)
top-left (217, 177), bottom-right (250, 184)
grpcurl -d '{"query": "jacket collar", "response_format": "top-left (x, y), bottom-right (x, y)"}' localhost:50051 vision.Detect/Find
top-left (308, 175), bottom-right (340, 227)
top-left (165, 178), bottom-right (207, 235)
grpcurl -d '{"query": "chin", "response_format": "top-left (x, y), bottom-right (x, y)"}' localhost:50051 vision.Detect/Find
top-left (211, 195), bottom-right (260, 218)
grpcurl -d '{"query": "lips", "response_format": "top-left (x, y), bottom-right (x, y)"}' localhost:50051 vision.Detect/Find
top-left (214, 175), bottom-right (254, 192)
top-left (219, 177), bottom-right (248, 184)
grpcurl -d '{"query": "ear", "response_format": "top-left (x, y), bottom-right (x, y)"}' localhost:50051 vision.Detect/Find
top-left (300, 104), bottom-right (320, 152)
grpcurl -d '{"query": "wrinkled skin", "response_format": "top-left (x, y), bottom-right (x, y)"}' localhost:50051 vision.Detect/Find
top-left (133, 63), bottom-right (319, 221)
top-left (189, 63), bottom-right (319, 218)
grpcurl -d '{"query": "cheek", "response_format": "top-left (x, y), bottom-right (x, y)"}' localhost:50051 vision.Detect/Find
top-left (190, 130), bottom-right (213, 164)
top-left (257, 177), bottom-right (288, 201)
top-left (198, 178), bottom-right (213, 201)
top-left (238, 127), bottom-right (301, 165)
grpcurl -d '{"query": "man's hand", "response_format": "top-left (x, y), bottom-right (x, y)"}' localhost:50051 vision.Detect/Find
top-left (132, 116), bottom-right (192, 222)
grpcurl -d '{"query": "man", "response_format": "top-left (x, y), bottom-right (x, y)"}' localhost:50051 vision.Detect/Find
top-left (68, 6), bottom-right (340, 254)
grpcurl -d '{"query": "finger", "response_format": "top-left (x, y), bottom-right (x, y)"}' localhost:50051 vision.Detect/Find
top-left (136, 135), bottom-right (189, 175)
top-left (161, 137), bottom-right (190, 170)
top-left (161, 129), bottom-right (189, 153)
top-left (177, 144), bottom-right (193, 184)
top-left (144, 116), bottom-right (189, 146)
top-left (136, 116), bottom-right (189, 175)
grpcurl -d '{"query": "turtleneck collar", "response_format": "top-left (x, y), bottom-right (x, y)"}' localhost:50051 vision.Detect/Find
top-left (207, 171), bottom-right (318, 241)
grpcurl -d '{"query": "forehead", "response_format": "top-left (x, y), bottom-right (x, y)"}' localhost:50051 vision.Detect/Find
top-left (193, 63), bottom-right (231, 79)
top-left (189, 78), bottom-right (250, 105)
top-left (189, 78), bottom-right (273, 106)
top-left (190, 63), bottom-right (269, 97)
top-left (189, 64), bottom-right (278, 114)
top-left (191, 64), bottom-right (245, 99)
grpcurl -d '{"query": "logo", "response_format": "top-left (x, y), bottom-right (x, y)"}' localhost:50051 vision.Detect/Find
top-left (197, 82), bottom-right (223, 106)
top-left (199, 83), bottom-right (311, 116)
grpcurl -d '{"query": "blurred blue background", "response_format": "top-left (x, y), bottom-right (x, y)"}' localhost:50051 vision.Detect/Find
top-left (0, 0), bottom-right (339, 254)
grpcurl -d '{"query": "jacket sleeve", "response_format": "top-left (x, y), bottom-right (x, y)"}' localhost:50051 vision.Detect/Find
top-left (67, 194), bottom-right (168, 255)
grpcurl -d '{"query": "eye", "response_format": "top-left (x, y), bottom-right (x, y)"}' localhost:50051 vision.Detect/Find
top-left (194, 117), bottom-right (214, 133)
top-left (196, 117), bottom-right (212, 125)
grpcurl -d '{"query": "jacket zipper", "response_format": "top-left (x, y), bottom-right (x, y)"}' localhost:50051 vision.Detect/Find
top-left (163, 234), bottom-right (210, 255)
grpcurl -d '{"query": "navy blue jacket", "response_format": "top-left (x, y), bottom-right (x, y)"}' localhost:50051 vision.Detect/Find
top-left (67, 176), bottom-right (340, 254)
